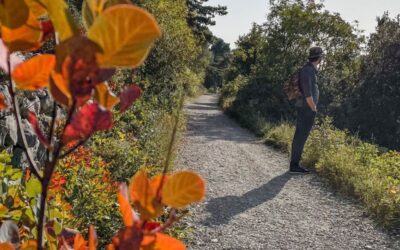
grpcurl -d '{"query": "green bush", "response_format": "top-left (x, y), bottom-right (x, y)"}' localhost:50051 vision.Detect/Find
top-left (264, 122), bottom-right (294, 152)
top-left (264, 119), bottom-right (400, 228)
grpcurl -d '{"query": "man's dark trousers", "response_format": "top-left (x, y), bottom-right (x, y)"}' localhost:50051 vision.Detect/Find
top-left (290, 106), bottom-right (316, 165)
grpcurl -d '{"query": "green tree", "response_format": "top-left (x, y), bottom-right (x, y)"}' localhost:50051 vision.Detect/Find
top-left (187, 0), bottom-right (227, 44)
top-left (204, 37), bottom-right (231, 89)
top-left (223, 0), bottom-right (362, 123)
top-left (343, 14), bottom-right (400, 149)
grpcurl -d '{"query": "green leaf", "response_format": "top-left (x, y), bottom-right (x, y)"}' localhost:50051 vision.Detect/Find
top-left (10, 170), bottom-right (22, 181)
top-left (10, 209), bottom-right (22, 221)
top-left (24, 207), bottom-right (35, 223)
top-left (26, 178), bottom-right (42, 198)
top-left (49, 208), bottom-right (62, 220)
top-left (53, 219), bottom-right (62, 235)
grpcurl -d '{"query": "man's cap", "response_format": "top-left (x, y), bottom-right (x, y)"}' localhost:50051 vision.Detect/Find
top-left (308, 47), bottom-right (324, 59)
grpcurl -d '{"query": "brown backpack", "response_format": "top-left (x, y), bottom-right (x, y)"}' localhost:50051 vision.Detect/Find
top-left (283, 71), bottom-right (302, 101)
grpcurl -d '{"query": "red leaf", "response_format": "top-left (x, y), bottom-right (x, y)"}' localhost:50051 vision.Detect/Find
top-left (28, 111), bottom-right (50, 148)
top-left (63, 102), bottom-right (113, 144)
top-left (111, 227), bottom-right (143, 250)
top-left (49, 174), bottom-right (66, 190)
top-left (144, 222), bottom-right (160, 231)
top-left (40, 20), bottom-right (54, 42)
top-left (0, 93), bottom-right (8, 110)
top-left (55, 37), bottom-right (102, 99)
top-left (119, 84), bottom-right (142, 112)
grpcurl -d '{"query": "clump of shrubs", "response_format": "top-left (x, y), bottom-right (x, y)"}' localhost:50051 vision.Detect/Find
top-left (265, 118), bottom-right (400, 228)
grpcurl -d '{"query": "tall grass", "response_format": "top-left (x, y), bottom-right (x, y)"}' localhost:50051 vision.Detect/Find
top-left (264, 118), bottom-right (400, 228)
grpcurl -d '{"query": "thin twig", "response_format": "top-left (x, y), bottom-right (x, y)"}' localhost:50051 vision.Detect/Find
top-left (151, 209), bottom-right (186, 233)
top-left (37, 100), bottom-right (76, 250)
top-left (6, 55), bottom-right (43, 182)
top-left (156, 90), bottom-right (185, 198)
top-left (46, 102), bottom-right (57, 161)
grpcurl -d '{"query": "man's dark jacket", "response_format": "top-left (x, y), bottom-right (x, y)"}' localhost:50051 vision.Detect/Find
top-left (295, 62), bottom-right (319, 107)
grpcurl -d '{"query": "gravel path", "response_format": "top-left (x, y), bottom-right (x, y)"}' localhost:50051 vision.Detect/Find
top-left (176, 94), bottom-right (400, 250)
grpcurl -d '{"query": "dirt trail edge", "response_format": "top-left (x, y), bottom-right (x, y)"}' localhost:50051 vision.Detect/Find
top-left (176, 94), bottom-right (400, 250)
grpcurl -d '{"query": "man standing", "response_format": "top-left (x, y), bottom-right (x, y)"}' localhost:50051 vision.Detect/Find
top-left (290, 47), bottom-right (323, 173)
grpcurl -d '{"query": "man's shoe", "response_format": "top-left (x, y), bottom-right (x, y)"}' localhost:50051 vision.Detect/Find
top-left (289, 164), bottom-right (310, 174)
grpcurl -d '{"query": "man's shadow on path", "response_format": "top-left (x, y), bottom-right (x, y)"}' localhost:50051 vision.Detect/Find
top-left (202, 172), bottom-right (293, 226)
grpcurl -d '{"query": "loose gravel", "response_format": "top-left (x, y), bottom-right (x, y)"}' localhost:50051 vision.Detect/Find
top-left (176, 94), bottom-right (400, 250)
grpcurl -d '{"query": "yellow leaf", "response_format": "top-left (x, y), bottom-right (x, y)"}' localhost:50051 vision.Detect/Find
top-left (12, 54), bottom-right (55, 90)
top-left (25, 0), bottom-right (47, 17)
top-left (94, 82), bottom-right (120, 110)
top-left (88, 5), bottom-right (161, 68)
top-left (82, 0), bottom-right (106, 28)
top-left (1, 12), bottom-right (42, 52)
top-left (0, 203), bottom-right (8, 215)
top-left (39, 0), bottom-right (78, 41)
top-left (82, 0), bottom-right (131, 29)
top-left (141, 233), bottom-right (186, 250)
top-left (162, 171), bottom-right (206, 209)
top-left (129, 170), bottom-right (163, 220)
top-left (0, 0), bottom-right (29, 29)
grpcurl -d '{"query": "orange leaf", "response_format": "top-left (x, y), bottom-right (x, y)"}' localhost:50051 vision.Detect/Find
top-left (88, 225), bottom-right (97, 250)
top-left (0, 0), bottom-right (29, 29)
top-left (95, 82), bottom-right (120, 110)
top-left (106, 244), bottom-right (116, 250)
top-left (49, 71), bottom-right (71, 107)
top-left (1, 12), bottom-right (42, 52)
top-left (12, 54), bottom-right (55, 90)
top-left (87, 4), bottom-right (161, 68)
top-left (141, 233), bottom-right (186, 250)
top-left (20, 240), bottom-right (37, 250)
top-left (118, 184), bottom-right (136, 227)
top-left (0, 93), bottom-right (8, 110)
top-left (150, 175), bottom-right (168, 197)
top-left (0, 243), bottom-right (15, 250)
top-left (129, 170), bottom-right (163, 220)
top-left (73, 233), bottom-right (86, 250)
top-left (162, 171), bottom-right (206, 209)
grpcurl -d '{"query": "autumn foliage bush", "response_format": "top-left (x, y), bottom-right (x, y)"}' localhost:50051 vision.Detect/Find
top-left (56, 146), bottom-right (122, 247)
top-left (0, 0), bottom-right (206, 249)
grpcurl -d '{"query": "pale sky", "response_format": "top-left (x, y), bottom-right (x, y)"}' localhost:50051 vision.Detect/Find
top-left (208, 0), bottom-right (400, 48)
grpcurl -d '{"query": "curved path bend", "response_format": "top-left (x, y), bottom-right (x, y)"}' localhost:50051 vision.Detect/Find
top-left (176, 94), bottom-right (399, 250)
